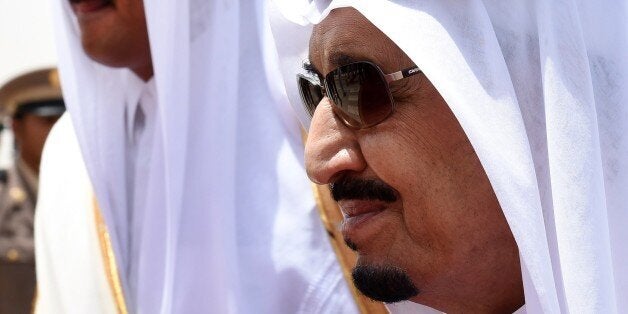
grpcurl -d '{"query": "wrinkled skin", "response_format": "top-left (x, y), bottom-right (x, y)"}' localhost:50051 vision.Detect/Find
top-left (304, 8), bottom-right (524, 313)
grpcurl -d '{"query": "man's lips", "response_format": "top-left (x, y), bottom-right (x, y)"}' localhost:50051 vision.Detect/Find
top-left (338, 199), bottom-right (386, 234)
top-left (70, 0), bottom-right (113, 15)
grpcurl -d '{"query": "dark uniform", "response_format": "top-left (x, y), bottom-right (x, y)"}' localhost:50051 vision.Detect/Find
top-left (0, 69), bottom-right (65, 314)
top-left (0, 162), bottom-right (37, 314)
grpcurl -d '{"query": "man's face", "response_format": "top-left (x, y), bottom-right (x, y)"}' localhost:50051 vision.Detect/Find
top-left (12, 114), bottom-right (61, 174)
top-left (69, 0), bottom-right (152, 79)
top-left (305, 8), bottom-right (523, 313)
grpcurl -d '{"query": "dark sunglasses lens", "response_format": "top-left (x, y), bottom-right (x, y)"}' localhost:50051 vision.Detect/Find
top-left (326, 63), bottom-right (392, 127)
top-left (298, 76), bottom-right (323, 117)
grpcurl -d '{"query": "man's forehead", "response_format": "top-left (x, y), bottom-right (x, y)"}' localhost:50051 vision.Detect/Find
top-left (307, 8), bottom-right (408, 75)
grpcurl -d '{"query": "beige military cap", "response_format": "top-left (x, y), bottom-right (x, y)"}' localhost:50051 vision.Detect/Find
top-left (0, 68), bottom-right (65, 118)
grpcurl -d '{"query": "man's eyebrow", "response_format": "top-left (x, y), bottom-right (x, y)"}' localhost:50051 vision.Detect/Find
top-left (329, 52), bottom-right (357, 68)
top-left (303, 52), bottom-right (358, 77)
top-left (303, 60), bottom-right (321, 77)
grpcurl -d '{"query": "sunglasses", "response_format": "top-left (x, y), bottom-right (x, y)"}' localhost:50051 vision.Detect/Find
top-left (297, 61), bottom-right (422, 129)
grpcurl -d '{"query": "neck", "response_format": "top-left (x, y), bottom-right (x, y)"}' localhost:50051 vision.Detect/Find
top-left (19, 156), bottom-right (39, 176)
top-left (17, 158), bottom-right (39, 195)
top-left (411, 281), bottom-right (524, 314)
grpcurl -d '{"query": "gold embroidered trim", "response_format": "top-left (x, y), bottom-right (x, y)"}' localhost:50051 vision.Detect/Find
top-left (93, 197), bottom-right (129, 314)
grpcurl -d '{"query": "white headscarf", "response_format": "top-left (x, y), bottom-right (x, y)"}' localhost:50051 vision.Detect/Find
top-left (270, 0), bottom-right (628, 313)
top-left (51, 0), bottom-right (356, 312)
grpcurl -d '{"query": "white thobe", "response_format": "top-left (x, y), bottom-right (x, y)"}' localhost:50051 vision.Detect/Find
top-left (34, 114), bottom-right (117, 313)
top-left (34, 78), bottom-right (157, 313)
top-left (121, 78), bottom-right (157, 310)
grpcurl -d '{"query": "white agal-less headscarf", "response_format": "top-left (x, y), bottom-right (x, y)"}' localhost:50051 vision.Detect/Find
top-left (51, 0), bottom-right (356, 312)
top-left (271, 0), bottom-right (628, 313)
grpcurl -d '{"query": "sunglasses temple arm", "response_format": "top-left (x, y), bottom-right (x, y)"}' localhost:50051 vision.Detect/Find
top-left (384, 65), bottom-right (422, 83)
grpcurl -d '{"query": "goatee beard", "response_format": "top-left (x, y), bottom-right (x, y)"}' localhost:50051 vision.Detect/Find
top-left (352, 264), bottom-right (419, 303)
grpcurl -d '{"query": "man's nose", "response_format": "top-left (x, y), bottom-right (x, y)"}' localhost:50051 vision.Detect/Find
top-left (304, 98), bottom-right (367, 184)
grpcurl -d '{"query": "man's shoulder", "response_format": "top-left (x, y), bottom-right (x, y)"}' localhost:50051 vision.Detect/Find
top-left (37, 113), bottom-right (92, 217)
top-left (42, 113), bottom-right (81, 165)
top-left (40, 113), bottom-right (90, 182)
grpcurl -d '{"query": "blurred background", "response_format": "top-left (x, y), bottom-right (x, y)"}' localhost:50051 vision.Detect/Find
top-left (0, 0), bottom-right (58, 167)
top-left (0, 0), bottom-right (57, 85)
top-left (0, 1), bottom-right (62, 312)
top-left (0, 0), bottom-right (57, 84)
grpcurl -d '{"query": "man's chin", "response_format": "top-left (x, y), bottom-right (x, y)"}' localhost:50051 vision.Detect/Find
top-left (352, 264), bottom-right (419, 303)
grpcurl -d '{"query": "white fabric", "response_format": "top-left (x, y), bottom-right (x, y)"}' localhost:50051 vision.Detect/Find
top-left (270, 0), bottom-right (628, 313)
top-left (46, 0), bottom-right (355, 313)
top-left (123, 79), bottom-right (157, 308)
top-left (50, 3), bottom-right (147, 304)
top-left (35, 114), bottom-right (117, 314)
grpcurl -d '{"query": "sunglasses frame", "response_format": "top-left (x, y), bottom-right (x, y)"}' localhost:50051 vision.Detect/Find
top-left (297, 61), bottom-right (422, 129)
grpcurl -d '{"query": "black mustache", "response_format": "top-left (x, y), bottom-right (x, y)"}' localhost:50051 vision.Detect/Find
top-left (330, 177), bottom-right (398, 203)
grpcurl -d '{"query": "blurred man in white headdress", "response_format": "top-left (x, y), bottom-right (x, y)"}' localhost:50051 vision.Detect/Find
top-left (0, 68), bottom-right (64, 314)
top-left (35, 0), bottom-right (357, 313)
top-left (271, 1), bottom-right (628, 313)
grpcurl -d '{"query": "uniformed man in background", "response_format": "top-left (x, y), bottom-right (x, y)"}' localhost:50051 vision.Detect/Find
top-left (0, 68), bottom-right (64, 314)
